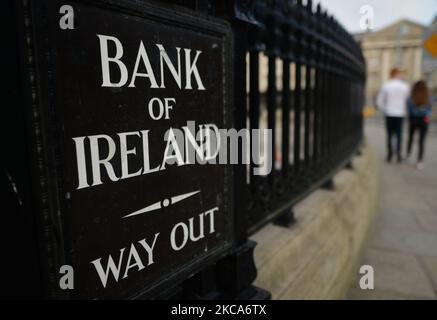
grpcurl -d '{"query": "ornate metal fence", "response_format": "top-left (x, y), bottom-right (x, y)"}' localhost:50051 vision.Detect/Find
top-left (174, 1), bottom-right (365, 298)
top-left (242, 0), bottom-right (365, 233)
top-left (199, 0), bottom-right (366, 233)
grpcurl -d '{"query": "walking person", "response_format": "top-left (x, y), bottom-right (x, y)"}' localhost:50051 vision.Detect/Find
top-left (406, 80), bottom-right (433, 170)
top-left (376, 68), bottom-right (410, 163)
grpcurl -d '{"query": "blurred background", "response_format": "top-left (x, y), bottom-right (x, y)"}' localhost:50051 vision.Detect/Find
top-left (323, 0), bottom-right (437, 299)
top-left (320, 0), bottom-right (437, 117)
top-left (251, 0), bottom-right (437, 300)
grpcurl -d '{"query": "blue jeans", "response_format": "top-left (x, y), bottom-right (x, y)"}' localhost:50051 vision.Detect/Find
top-left (385, 116), bottom-right (404, 161)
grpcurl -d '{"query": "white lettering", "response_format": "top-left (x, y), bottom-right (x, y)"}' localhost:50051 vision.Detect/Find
top-left (118, 131), bottom-right (142, 180)
top-left (89, 134), bottom-right (119, 186)
top-left (184, 49), bottom-right (205, 90)
top-left (97, 35), bottom-right (128, 87)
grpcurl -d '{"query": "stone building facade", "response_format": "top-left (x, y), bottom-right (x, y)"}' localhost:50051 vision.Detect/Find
top-left (355, 19), bottom-right (426, 106)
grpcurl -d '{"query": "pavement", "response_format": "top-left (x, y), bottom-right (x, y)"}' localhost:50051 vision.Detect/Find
top-left (347, 115), bottom-right (437, 299)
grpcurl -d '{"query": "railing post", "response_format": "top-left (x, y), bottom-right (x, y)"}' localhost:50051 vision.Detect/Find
top-left (213, 0), bottom-right (270, 300)
top-left (272, 1), bottom-right (297, 228)
top-left (303, 0), bottom-right (312, 174)
top-left (293, 0), bottom-right (303, 177)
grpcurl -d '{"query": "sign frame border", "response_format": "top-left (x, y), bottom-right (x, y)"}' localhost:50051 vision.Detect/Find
top-left (17, 0), bottom-right (235, 299)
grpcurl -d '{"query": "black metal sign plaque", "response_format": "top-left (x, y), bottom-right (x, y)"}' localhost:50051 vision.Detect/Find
top-left (17, 0), bottom-right (233, 299)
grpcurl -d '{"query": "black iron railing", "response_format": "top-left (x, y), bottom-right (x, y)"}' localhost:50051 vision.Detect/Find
top-left (176, 0), bottom-right (365, 232)
top-left (166, 1), bottom-right (365, 298)
top-left (204, 0), bottom-right (365, 234)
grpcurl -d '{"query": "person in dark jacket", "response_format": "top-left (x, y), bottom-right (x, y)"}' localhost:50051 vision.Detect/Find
top-left (406, 80), bottom-right (433, 170)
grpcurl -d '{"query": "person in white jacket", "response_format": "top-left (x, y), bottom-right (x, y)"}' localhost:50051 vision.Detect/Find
top-left (376, 68), bottom-right (410, 162)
